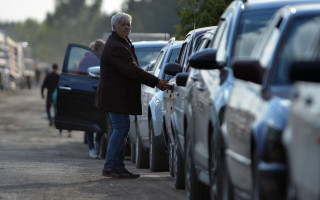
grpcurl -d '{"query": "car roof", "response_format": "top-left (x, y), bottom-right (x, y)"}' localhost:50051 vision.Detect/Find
top-left (186, 26), bottom-right (216, 37)
top-left (173, 41), bottom-right (183, 48)
top-left (281, 3), bottom-right (320, 16)
top-left (132, 40), bottom-right (168, 48)
top-left (242, 0), bottom-right (320, 11)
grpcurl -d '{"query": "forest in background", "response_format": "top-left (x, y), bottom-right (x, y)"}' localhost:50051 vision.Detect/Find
top-left (0, 0), bottom-right (230, 66)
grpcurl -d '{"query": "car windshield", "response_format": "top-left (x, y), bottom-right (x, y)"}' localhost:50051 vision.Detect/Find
top-left (233, 8), bottom-right (277, 57)
top-left (135, 47), bottom-right (162, 68)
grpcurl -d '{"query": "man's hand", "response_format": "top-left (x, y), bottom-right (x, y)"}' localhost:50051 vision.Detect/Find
top-left (156, 79), bottom-right (172, 91)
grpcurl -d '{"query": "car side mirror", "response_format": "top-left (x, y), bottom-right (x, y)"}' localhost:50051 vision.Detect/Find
top-left (289, 60), bottom-right (320, 82)
top-left (164, 63), bottom-right (182, 76)
top-left (176, 72), bottom-right (189, 87)
top-left (88, 66), bottom-right (100, 79)
top-left (232, 58), bottom-right (264, 84)
top-left (189, 49), bottom-right (220, 70)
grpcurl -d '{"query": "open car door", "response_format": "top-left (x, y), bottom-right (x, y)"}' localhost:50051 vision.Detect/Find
top-left (55, 43), bottom-right (107, 134)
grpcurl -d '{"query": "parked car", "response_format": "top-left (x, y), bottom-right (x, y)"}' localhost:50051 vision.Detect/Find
top-left (125, 41), bottom-right (167, 160)
top-left (283, 62), bottom-right (320, 199)
top-left (221, 3), bottom-right (320, 200)
top-left (184, 0), bottom-right (305, 198)
top-left (134, 38), bottom-right (182, 170)
top-left (162, 26), bottom-right (216, 188)
top-left (55, 40), bottom-right (166, 158)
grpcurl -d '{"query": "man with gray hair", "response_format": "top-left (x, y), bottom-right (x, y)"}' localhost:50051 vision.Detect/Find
top-left (95, 12), bottom-right (171, 178)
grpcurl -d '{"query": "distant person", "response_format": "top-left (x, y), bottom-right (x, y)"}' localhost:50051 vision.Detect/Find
top-left (83, 39), bottom-right (105, 158)
top-left (95, 13), bottom-right (171, 179)
top-left (41, 63), bottom-right (59, 127)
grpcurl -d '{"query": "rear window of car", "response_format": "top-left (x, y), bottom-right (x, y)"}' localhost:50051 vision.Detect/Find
top-left (135, 47), bottom-right (162, 68)
top-left (233, 8), bottom-right (277, 57)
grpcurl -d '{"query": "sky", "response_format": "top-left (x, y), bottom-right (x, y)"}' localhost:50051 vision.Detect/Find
top-left (0, 0), bottom-right (126, 22)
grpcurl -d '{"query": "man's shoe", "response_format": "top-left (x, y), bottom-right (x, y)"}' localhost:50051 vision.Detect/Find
top-left (102, 168), bottom-right (125, 179)
top-left (121, 168), bottom-right (140, 179)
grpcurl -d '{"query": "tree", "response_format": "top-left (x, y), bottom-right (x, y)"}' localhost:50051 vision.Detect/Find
top-left (124, 0), bottom-right (179, 35)
top-left (175, 0), bottom-right (232, 38)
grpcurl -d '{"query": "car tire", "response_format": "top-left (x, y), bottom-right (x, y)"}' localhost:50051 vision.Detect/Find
top-left (221, 152), bottom-right (234, 200)
top-left (99, 133), bottom-right (108, 159)
top-left (125, 137), bottom-right (131, 156)
top-left (83, 132), bottom-right (87, 144)
top-left (135, 135), bottom-right (149, 169)
top-left (185, 134), bottom-right (209, 200)
top-left (169, 136), bottom-right (175, 177)
top-left (130, 140), bottom-right (136, 163)
top-left (149, 120), bottom-right (169, 172)
top-left (209, 132), bottom-right (223, 200)
top-left (174, 133), bottom-right (185, 189)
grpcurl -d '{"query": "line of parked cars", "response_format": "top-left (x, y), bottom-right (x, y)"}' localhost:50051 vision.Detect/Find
top-left (55, 0), bottom-right (320, 200)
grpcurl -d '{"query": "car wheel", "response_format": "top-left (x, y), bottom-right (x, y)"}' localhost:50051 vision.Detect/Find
top-left (209, 133), bottom-right (221, 200)
top-left (130, 140), bottom-right (136, 163)
top-left (99, 133), bottom-right (109, 159)
top-left (135, 135), bottom-right (149, 169)
top-left (83, 132), bottom-right (87, 144)
top-left (253, 150), bottom-right (262, 200)
top-left (220, 151), bottom-right (234, 200)
top-left (149, 119), bottom-right (169, 172)
top-left (168, 136), bottom-right (174, 177)
top-left (174, 133), bottom-right (185, 189)
top-left (125, 137), bottom-right (131, 156)
top-left (185, 134), bottom-right (209, 199)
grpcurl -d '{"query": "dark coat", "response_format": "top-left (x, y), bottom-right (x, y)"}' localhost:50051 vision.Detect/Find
top-left (41, 72), bottom-right (59, 97)
top-left (95, 32), bottom-right (159, 115)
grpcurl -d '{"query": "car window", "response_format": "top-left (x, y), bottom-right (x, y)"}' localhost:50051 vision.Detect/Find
top-left (167, 47), bottom-right (181, 64)
top-left (135, 47), bottom-right (162, 68)
top-left (163, 47), bottom-right (182, 80)
top-left (197, 34), bottom-right (212, 51)
top-left (153, 50), bottom-right (166, 77)
top-left (213, 12), bottom-right (233, 65)
top-left (271, 16), bottom-right (320, 85)
top-left (194, 34), bottom-right (205, 52)
top-left (233, 9), bottom-right (277, 57)
top-left (180, 36), bottom-right (192, 69)
top-left (67, 46), bottom-right (99, 75)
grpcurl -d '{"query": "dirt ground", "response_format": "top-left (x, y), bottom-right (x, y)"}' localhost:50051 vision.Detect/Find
top-left (0, 87), bottom-right (185, 200)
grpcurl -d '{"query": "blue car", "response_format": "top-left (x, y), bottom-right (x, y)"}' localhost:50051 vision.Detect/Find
top-left (222, 2), bottom-right (320, 200)
top-left (134, 38), bottom-right (182, 170)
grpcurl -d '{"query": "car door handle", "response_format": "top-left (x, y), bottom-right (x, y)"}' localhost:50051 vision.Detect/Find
top-left (59, 86), bottom-right (72, 91)
top-left (191, 75), bottom-right (198, 81)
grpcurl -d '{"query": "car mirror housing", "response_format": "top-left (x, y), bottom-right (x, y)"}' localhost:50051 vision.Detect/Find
top-left (164, 63), bottom-right (182, 76)
top-left (289, 60), bottom-right (320, 82)
top-left (176, 72), bottom-right (189, 87)
top-left (232, 58), bottom-right (264, 84)
top-left (189, 48), bottom-right (220, 70)
top-left (88, 66), bottom-right (100, 79)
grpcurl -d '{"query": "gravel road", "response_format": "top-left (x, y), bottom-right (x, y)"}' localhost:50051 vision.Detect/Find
top-left (0, 87), bottom-right (185, 200)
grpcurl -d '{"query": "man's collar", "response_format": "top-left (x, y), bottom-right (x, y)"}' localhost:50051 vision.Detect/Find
top-left (112, 31), bottom-right (132, 46)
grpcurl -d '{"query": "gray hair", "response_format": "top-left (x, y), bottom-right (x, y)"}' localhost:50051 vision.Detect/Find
top-left (111, 13), bottom-right (132, 30)
top-left (90, 39), bottom-right (105, 52)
